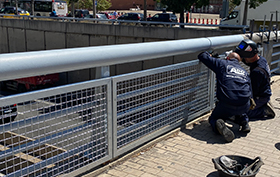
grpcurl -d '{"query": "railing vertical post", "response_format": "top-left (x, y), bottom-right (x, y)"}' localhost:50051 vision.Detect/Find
top-left (209, 70), bottom-right (216, 110)
top-left (277, 56), bottom-right (280, 74)
top-left (263, 42), bottom-right (274, 67)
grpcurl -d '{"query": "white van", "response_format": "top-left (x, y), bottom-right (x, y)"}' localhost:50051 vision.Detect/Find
top-left (18, 0), bottom-right (68, 17)
top-left (220, 0), bottom-right (280, 27)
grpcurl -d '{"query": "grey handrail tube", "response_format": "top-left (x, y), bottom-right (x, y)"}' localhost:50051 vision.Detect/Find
top-left (0, 35), bottom-right (244, 81)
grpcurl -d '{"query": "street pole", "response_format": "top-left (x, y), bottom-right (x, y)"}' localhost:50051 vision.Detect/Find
top-left (71, 2), bottom-right (74, 18)
top-left (31, 0), bottom-right (34, 15)
top-left (15, 0), bottom-right (18, 15)
top-left (221, 0), bottom-right (229, 18)
top-left (144, 0), bottom-right (147, 21)
top-left (93, 0), bottom-right (96, 18)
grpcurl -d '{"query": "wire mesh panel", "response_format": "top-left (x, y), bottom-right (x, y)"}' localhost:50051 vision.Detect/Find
top-left (112, 60), bottom-right (212, 156)
top-left (0, 78), bottom-right (112, 177)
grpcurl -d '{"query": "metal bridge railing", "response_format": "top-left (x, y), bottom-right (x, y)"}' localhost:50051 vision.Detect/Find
top-left (0, 14), bottom-right (249, 29)
top-left (0, 78), bottom-right (112, 177)
top-left (0, 33), bottom-right (279, 176)
top-left (112, 60), bottom-right (212, 157)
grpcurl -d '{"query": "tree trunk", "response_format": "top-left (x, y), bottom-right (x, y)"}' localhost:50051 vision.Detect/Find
top-left (31, 0), bottom-right (34, 16)
top-left (242, 0), bottom-right (249, 25)
top-left (71, 2), bottom-right (74, 17)
top-left (180, 10), bottom-right (184, 28)
top-left (144, 0), bottom-right (147, 21)
top-left (92, 0), bottom-right (96, 18)
top-left (15, 0), bottom-right (18, 15)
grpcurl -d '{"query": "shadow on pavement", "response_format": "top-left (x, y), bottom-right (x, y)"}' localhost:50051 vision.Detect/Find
top-left (275, 142), bottom-right (280, 151)
top-left (180, 119), bottom-right (248, 144)
top-left (249, 116), bottom-right (275, 122)
top-left (206, 171), bottom-right (220, 177)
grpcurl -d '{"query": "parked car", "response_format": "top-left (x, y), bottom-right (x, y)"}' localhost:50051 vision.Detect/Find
top-left (147, 13), bottom-right (178, 23)
top-left (98, 12), bottom-right (117, 19)
top-left (117, 12), bottom-right (144, 21)
top-left (108, 13), bottom-right (117, 19)
top-left (0, 95), bottom-right (17, 124)
top-left (98, 12), bottom-right (109, 18)
top-left (0, 6), bottom-right (30, 16)
top-left (2, 73), bottom-right (59, 92)
top-left (96, 13), bottom-right (108, 19)
top-left (96, 13), bottom-right (109, 23)
top-left (67, 9), bottom-right (92, 18)
top-left (17, 8), bottom-right (30, 16)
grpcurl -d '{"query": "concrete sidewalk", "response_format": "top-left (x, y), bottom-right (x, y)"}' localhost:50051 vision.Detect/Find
top-left (87, 76), bottom-right (280, 177)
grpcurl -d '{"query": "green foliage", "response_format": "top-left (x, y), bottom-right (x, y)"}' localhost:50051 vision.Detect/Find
top-left (231, 0), bottom-right (242, 6)
top-left (96, 0), bottom-right (111, 11)
top-left (67, 0), bottom-right (78, 5)
top-left (79, 0), bottom-right (92, 9)
top-left (68, 0), bottom-right (78, 3)
top-left (248, 0), bottom-right (268, 8)
top-left (159, 0), bottom-right (209, 13)
top-left (195, 0), bottom-right (210, 8)
top-left (231, 0), bottom-right (268, 9)
top-left (67, 0), bottom-right (111, 11)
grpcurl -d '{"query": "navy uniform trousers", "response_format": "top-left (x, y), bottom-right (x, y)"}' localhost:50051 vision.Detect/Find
top-left (209, 101), bottom-right (250, 133)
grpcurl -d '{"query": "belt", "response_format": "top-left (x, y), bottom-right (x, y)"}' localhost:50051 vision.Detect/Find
top-left (221, 100), bottom-right (250, 109)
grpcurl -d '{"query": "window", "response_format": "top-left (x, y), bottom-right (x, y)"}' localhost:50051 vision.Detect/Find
top-left (228, 11), bottom-right (238, 19)
top-left (34, 1), bottom-right (52, 12)
top-left (153, 14), bottom-right (159, 18)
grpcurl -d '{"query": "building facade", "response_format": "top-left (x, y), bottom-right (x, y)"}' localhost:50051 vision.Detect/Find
top-left (108, 0), bottom-right (157, 10)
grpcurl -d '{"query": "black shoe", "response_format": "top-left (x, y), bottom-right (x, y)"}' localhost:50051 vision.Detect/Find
top-left (241, 122), bottom-right (251, 133)
top-left (264, 102), bottom-right (275, 118)
top-left (216, 119), bottom-right (235, 143)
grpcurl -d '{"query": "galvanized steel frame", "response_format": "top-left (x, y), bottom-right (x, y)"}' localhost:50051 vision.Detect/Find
top-left (0, 78), bottom-right (113, 177)
top-left (111, 60), bottom-right (214, 157)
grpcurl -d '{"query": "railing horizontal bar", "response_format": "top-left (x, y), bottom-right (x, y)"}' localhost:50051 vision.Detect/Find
top-left (117, 111), bottom-right (184, 148)
top-left (112, 60), bottom-right (200, 83)
top-left (0, 100), bottom-right (99, 160)
top-left (6, 140), bottom-right (105, 177)
top-left (0, 121), bottom-right (93, 160)
top-left (271, 67), bottom-right (280, 73)
top-left (117, 72), bottom-right (206, 101)
top-left (271, 58), bottom-right (280, 65)
top-left (273, 43), bottom-right (280, 48)
top-left (272, 51), bottom-right (280, 57)
top-left (0, 35), bottom-right (244, 81)
top-left (0, 100), bottom-right (96, 133)
top-left (117, 99), bottom-right (198, 137)
top-left (117, 84), bottom-right (205, 119)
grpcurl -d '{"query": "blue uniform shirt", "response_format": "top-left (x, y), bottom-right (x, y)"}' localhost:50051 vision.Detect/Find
top-left (51, 10), bottom-right (56, 16)
top-left (249, 55), bottom-right (272, 98)
top-left (198, 52), bottom-right (252, 106)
